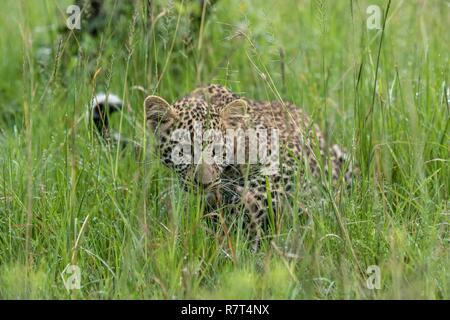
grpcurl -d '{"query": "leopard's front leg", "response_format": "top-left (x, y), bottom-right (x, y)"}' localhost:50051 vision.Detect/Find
top-left (235, 179), bottom-right (280, 251)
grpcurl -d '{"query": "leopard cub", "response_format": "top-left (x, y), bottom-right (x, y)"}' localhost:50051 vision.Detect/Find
top-left (144, 84), bottom-right (356, 248)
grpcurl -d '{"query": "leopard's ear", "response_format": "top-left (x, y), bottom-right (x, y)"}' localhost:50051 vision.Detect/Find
top-left (220, 99), bottom-right (249, 126)
top-left (144, 95), bottom-right (178, 131)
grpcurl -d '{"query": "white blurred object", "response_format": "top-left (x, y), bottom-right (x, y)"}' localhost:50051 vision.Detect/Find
top-left (90, 93), bottom-right (123, 111)
top-left (36, 47), bottom-right (52, 68)
top-left (88, 93), bottom-right (123, 139)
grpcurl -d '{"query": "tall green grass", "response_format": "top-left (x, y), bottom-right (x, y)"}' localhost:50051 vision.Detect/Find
top-left (0, 0), bottom-right (448, 299)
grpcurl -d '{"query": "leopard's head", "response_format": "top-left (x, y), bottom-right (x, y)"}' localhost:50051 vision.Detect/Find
top-left (144, 85), bottom-right (248, 199)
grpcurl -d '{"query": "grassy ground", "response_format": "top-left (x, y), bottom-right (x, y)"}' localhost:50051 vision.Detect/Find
top-left (0, 0), bottom-right (448, 299)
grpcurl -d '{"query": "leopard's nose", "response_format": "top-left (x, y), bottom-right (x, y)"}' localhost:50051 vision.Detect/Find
top-left (194, 163), bottom-right (216, 186)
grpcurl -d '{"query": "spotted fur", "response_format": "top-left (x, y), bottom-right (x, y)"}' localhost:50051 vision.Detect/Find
top-left (144, 84), bottom-right (357, 249)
